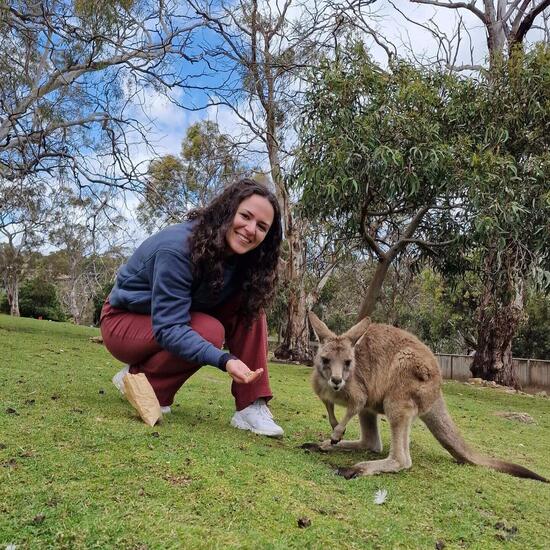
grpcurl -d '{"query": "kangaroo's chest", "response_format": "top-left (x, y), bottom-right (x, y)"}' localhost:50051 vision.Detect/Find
top-left (317, 385), bottom-right (352, 408)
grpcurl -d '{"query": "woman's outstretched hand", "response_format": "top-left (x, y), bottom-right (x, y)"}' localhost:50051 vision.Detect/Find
top-left (226, 359), bottom-right (263, 384)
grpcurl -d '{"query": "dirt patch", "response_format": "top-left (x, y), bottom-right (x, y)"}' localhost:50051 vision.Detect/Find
top-left (164, 474), bottom-right (192, 486)
top-left (494, 411), bottom-right (535, 424)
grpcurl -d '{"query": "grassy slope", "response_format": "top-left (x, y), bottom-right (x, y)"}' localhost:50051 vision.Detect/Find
top-left (0, 314), bottom-right (549, 550)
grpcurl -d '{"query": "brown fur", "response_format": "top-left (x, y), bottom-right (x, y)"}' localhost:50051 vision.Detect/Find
top-left (307, 312), bottom-right (547, 482)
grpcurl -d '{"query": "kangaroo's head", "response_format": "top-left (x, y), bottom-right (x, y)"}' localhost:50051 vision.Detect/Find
top-left (308, 312), bottom-right (371, 392)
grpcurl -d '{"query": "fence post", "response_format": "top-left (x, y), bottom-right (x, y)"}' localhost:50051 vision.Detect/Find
top-left (450, 355), bottom-right (453, 380)
top-left (527, 359), bottom-right (531, 387)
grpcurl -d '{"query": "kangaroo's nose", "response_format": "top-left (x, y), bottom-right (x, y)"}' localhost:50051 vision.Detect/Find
top-left (330, 376), bottom-right (342, 385)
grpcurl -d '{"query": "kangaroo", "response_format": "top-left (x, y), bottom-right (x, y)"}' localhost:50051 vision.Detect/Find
top-left (306, 312), bottom-right (547, 482)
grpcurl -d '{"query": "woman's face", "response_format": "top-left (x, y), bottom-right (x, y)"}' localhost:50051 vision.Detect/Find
top-left (225, 194), bottom-right (275, 255)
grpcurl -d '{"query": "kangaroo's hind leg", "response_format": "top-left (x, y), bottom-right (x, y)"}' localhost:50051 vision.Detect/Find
top-left (337, 401), bottom-right (416, 478)
top-left (359, 409), bottom-right (382, 453)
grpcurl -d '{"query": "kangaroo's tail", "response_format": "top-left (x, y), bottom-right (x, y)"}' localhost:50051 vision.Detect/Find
top-left (420, 396), bottom-right (547, 483)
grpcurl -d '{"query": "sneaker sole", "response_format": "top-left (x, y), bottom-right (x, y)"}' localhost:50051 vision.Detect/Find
top-left (230, 416), bottom-right (284, 438)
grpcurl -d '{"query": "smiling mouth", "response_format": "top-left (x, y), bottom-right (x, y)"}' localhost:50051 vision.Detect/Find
top-left (236, 232), bottom-right (252, 245)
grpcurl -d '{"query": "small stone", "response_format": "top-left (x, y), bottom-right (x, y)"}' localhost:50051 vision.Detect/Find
top-left (535, 391), bottom-right (547, 398)
top-left (297, 517), bottom-right (311, 528)
top-left (435, 540), bottom-right (446, 550)
top-left (6, 407), bottom-right (18, 415)
top-left (467, 378), bottom-right (483, 385)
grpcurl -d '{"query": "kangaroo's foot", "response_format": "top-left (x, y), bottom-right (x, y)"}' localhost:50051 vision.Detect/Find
top-left (363, 437), bottom-right (383, 453)
top-left (337, 457), bottom-right (412, 478)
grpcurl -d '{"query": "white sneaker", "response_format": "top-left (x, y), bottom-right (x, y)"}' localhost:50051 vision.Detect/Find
top-left (112, 365), bottom-right (130, 394)
top-left (160, 406), bottom-right (171, 414)
top-left (231, 399), bottom-right (284, 438)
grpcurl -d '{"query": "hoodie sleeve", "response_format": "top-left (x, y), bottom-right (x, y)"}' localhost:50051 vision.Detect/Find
top-left (150, 249), bottom-right (229, 369)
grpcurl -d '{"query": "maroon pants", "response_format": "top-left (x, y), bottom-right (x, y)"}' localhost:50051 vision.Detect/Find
top-left (100, 298), bottom-right (272, 410)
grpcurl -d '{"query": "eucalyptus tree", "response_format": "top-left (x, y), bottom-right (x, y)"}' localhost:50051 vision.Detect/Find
top-left (448, 46), bottom-right (550, 385)
top-left (408, 0), bottom-right (550, 69)
top-left (296, 42), bottom-right (550, 386)
top-left (189, 0), bottom-right (343, 361)
top-left (49, 187), bottom-right (128, 324)
top-left (296, 44), bottom-right (467, 320)
top-left (0, 179), bottom-right (53, 315)
top-left (0, 0), bottom-right (203, 192)
top-left (137, 121), bottom-right (248, 231)
top-left (395, 1), bottom-right (550, 385)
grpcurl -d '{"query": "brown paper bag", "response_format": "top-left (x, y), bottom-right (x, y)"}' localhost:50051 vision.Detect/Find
top-left (123, 373), bottom-right (162, 426)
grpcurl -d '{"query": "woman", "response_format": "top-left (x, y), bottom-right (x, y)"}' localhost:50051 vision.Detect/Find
top-left (100, 178), bottom-right (284, 437)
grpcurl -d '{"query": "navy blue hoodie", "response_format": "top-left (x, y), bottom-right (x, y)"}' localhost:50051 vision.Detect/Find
top-left (109, 222), bottom-right (238, 370)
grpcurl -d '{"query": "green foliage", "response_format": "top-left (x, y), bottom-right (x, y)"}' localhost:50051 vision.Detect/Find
top-left (295, 43), bottom-right (466, 244)
top-left (295, 42), bottom-right (550, 365)
top-left (445, 45), bottom-right (550, 291)
top-left (138, 121), bottom-right (250, 230)
top-left (0, 289), bottom-right (7, 314)
top-left (18, 276), bottom-right (66, 322)
top-left (314, 263), bottom-right (468, 353)
top-left (513, 292), bottom-right (550, 359)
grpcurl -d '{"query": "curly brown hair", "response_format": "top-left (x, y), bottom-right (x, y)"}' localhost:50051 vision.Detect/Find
top-left (186, 178), bottom-right (282, 323)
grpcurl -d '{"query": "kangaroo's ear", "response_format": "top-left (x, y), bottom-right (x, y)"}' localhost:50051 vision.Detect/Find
top-left (308, 312), bottom-right (336, 343)
top-left (342, 316), bottom-right (371, 345)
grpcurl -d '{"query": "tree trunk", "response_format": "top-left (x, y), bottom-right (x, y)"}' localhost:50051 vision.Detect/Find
top-left (357, 256), bottom-right (392, 320)
top-left (470, 277), bottom-right (524, 388)
top-left (7, 277), bottom-right (20, 317)
top-left (273, 211), bottom-right (312, 363)
top-left (274, 279), bottom-right (312, 363)
top-left (266, 110), bottom-right (312, 364)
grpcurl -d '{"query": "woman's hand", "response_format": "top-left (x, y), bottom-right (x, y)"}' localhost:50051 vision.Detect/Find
top-left (226, 359), bottom-right (263, 384)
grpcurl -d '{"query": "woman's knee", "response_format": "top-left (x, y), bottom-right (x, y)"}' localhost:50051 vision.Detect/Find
top-left (190, 312), bottom-right (225, 349)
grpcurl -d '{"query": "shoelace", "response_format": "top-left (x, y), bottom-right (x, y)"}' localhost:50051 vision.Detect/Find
top-left (256, 401), bottom-right (273, 419)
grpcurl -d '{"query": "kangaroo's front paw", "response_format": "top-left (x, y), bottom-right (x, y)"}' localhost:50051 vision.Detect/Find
top-left (330, 426), bottom-right (346, 444)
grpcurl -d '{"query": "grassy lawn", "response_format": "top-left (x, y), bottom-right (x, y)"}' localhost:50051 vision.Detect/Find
top-left (1, 314), bottom-right (549, 549)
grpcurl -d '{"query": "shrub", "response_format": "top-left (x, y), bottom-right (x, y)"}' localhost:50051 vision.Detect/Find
top-left (19, 277), bottom-right (66, 321)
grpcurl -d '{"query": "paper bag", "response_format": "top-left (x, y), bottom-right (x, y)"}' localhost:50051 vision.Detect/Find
top-left (123, 373), bottom-right (162, 426)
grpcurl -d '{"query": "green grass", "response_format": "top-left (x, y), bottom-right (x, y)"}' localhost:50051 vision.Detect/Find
top-left (1, 314), bottom-right (549, 550)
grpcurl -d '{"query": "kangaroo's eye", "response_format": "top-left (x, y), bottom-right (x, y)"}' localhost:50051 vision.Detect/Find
top-left (344, 360), bottom-right (352, 367)
top-left (321, 357), bottom-right (330, 367)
